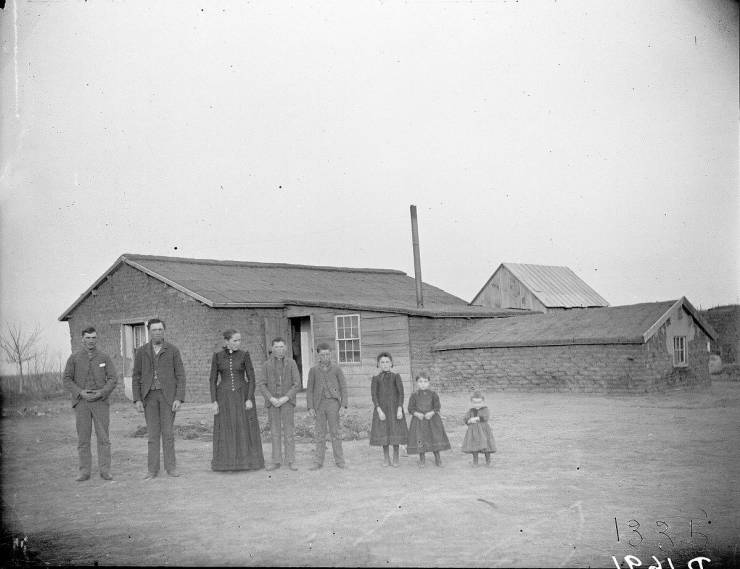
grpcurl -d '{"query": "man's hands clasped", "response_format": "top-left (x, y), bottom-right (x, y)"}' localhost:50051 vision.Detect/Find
top-left (81, 389), bottom-right (102, 402)
top-left (270, 396), bottom-right (290, 408)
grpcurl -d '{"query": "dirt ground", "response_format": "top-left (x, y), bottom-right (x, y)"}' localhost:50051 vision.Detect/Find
top-left (2, 382), bottom-right (739, 568)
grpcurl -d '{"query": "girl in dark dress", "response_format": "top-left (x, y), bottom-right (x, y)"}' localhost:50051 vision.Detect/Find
top-left (407, 372), bottom-right (450, 467)
top-left (461, 391), bottom-right (497, 467)
top-left (209, 329), bottom-right (265, 471)
top-left (369, 352), bottom-right (408, 467)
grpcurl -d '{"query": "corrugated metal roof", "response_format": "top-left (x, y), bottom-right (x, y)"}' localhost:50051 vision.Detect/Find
top-left (59, 254), bottom-right (530, 320)
top-left (433, 298), bottom-right (716, 349)
top-left (503, 263), bottom-right (609, 308)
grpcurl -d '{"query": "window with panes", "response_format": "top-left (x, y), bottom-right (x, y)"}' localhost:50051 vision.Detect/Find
top-left (673, 336), bottom-right (687, 366)
top-left (335, 315), bottom-right (361, 364)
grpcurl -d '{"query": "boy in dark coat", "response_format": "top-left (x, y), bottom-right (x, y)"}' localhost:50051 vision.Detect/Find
top-left (307, 343), bottom-right (348, 470)
top-left (258, 337), bottom-right (301, 471)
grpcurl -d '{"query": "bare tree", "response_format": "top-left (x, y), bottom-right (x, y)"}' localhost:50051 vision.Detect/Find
top-left (0, 322), bottom-right (42, 394)
top-left (30, 345), bottom-right (49, 376)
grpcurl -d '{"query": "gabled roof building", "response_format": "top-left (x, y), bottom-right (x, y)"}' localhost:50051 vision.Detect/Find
top-left (471, 262), bottom-right (609, 312)
top-left (430, 297), bottom-right (716, 393)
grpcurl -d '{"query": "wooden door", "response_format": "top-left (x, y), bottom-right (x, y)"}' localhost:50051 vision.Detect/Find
top-left (263, 317), bottom-right (291, 359)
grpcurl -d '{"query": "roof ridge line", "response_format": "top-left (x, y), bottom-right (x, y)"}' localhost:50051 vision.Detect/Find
top-left (121, 253), bottom-right (407, 275)
top-left (503, 261), bottom-right (570, 269)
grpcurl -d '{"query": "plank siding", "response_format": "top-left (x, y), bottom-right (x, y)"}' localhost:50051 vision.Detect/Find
top-left (293, 307), bottom-right (412, 397)
top-left (475, 267), bottom-right (547, 312)
top-left (263, 316), bottom-right (292, 358)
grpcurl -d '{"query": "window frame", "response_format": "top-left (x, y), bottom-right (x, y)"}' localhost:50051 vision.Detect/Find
top-left (335, 314), bottom-right (361, 365)
top-left (673, 335), bottom-right (687, 367)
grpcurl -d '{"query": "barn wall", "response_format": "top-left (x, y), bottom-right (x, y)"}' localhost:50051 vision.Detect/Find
top-left (430, 344), bottom-right (642, 393)
top-left (648, 306), bottom-right (711, 389)
top-left (407, 316), bottom-right (482, 390)
top-left (65, 263), bottom-right (284, 403)
top-left (429, 318), bottom-right (711, 394)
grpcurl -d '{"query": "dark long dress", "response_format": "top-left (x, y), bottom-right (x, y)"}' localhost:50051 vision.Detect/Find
top-left (209, 348), bottom-right (265, 471)
top-left (369, 371), bottom-right (408, 446)
top-left (407, 389), bottom-right (451, 454)
top-left (461, 406), bottom-right (497, 453)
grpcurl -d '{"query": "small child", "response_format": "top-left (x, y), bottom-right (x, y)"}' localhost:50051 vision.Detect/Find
top-left (461, 391), bottom-right (497, 466)
top-left (406, 372), bottom-right (450, 467)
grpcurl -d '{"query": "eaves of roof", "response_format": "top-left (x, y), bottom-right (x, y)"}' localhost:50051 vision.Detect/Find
top-left (59, 255), bottom-right (131, 321)
top-left (432, 336), bottom-right (644, 351)
top-left (58, 255), bottom-right (219, 321)
top-left (433, 296), bottom-right (718, 351)
top-left (212, 299), bottom-right (528, 318)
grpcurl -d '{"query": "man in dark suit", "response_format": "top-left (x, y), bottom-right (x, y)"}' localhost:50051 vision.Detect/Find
top-left (307, 343), bottom-right (348, 470)
top-left (63, 326), bottom-right (118, 481)
top-left (132, 318), bottom-right (186, 479)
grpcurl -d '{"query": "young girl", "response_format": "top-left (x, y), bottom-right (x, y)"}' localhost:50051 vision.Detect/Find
top-left (369, 352), bottom-right (408, 467)
top-left (461, 391), bottom-right (497, 466)
top-left (407, 372), bottom-right (450, 467)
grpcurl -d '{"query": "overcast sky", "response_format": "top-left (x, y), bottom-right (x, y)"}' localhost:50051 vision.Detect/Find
top-left (1, 0), bottom-right (738, 367)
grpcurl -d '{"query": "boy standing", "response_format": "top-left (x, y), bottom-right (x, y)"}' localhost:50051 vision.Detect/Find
top-left (307, 343), bottom-right (348, 470)
top-left (258, 338), bottom-right (301, 471)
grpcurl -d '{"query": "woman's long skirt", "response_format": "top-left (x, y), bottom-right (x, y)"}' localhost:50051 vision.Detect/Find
top-left (212, 389), bottom-right (264, 471)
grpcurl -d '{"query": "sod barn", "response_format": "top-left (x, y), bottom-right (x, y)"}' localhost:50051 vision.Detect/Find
top-left (431, 298), bottom-right (717, 393)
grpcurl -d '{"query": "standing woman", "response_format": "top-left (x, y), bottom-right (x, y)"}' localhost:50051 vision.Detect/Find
top-left (209, 329), bottom-right (264, 471)
top-left (369, 352), bottom-right (408, 467)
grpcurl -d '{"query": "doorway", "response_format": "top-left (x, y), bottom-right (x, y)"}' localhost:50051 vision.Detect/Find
top-left (289, 316), bottom-right (314, 389)
top-left (121, 322), bottom-right (148, 400)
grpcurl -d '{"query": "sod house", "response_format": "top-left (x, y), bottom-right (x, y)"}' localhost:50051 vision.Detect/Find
top-left (58, 253), bottom-right (527, 402)
top-left (430, 297), bottom-right (717, 393)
